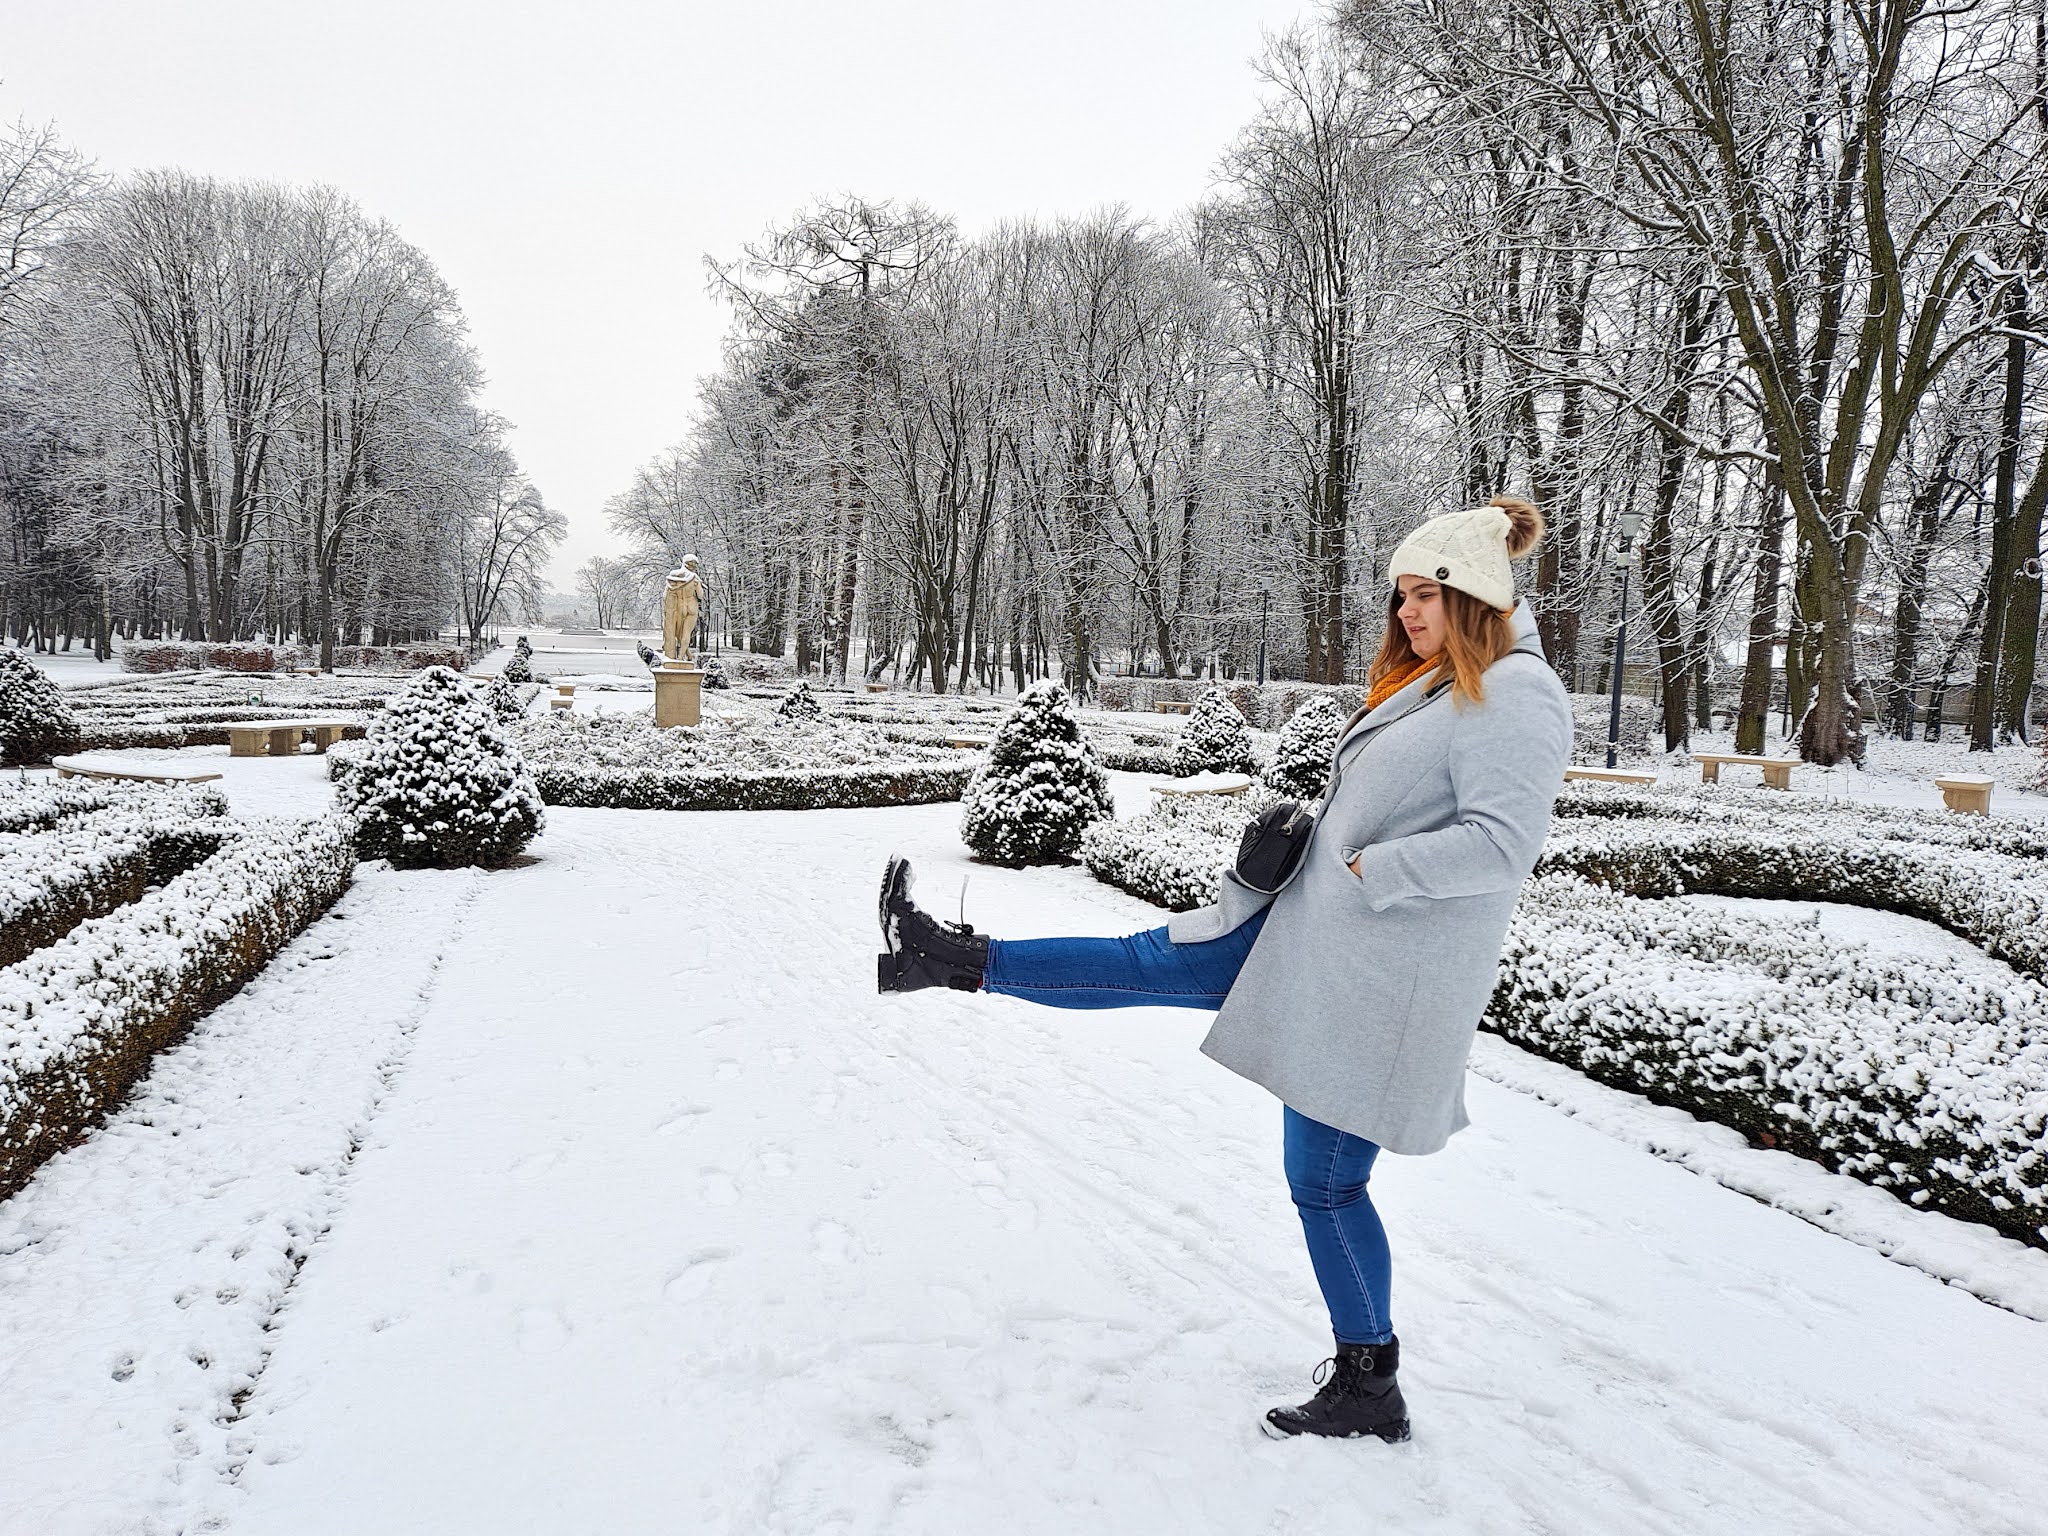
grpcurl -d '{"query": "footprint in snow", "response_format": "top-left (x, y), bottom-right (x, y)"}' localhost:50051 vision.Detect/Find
top-left (510, 1149), bottom-right (561, 1179)
top-left (812, 1220), bottom-right (852, 1266)
top-left (516, 1307), bottom-right (570, 1354)
top-left (714, 1060), bottom-right (742, 1081)
top-left (663, 1248), bottom-right (736, 1303)
top-left (656, 1105), bottom-right (711, 1136)
top-left (700, 1171), bottom-right (740, 1206)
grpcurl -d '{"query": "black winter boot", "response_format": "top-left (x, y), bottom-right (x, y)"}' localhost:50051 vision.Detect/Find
top-left (876, 856), bottom-right (990, 994)
top-left (1261, 1338), bottom-right (1410, 1442)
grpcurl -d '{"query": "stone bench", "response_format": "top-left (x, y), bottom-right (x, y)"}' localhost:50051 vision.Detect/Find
top-left (1154, 700), bottom-right (1193, 715)
top-left (1695, 753), bottom-right (1801, 790)
top-left (944, 735), bottom-right (992, 750)
top-left (1934, 774), bottom-right (1994, 816)
top-left (1562, 766), bottom-right (1659, 786)
top-left (547, 696), bottom-right (573, 710)
top-left (52, 754), bottom-right (224, 785)
top-left (1151, 771), bottom-right (1255, 798)
top-left (226, 719), bottom-right (356, 758)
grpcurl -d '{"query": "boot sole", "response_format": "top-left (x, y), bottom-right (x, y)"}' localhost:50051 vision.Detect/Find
top-left (1260, 1413), bottom-right (1411, 1443)
top-left (879, 856), bottom-right (912, 959)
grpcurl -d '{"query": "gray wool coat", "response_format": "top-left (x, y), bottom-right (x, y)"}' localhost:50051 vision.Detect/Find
top-left (1168, 605), bottom-right (1572, 1155)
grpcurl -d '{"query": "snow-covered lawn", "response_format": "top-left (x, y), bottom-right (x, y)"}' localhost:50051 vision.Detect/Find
top-left (4, 768), bottom-right (2048, 1534)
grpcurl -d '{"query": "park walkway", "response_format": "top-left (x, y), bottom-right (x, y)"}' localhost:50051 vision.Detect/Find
top-left (6, 788), bottom-right (2048, 1533)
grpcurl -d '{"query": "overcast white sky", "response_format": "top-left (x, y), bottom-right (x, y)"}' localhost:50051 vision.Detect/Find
top-left (4, 0), bottom-right (1312, 587)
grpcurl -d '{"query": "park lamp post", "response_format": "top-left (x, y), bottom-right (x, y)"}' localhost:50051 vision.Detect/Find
top-left (1605, 507), bottom-right (1646, 769)
top-left (1257, 587), bottom-right (1270, 686)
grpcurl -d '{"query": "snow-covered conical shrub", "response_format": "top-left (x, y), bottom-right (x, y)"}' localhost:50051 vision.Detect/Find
top-left (1264, 695), bottom-right (1344, 800)
top-left (0, 650), bottom-right (77, 766)
top-left (1173, 686), bottom-right (1257, 776)
top-left (483, 673), bottom-right (526, 723)
top-left (338, 666), bottom-right (543, 868)
top-left (777, 680), bottom-right (822, 721)
top-left (501, 649), bottom-right (533, 685)
top-left (961, 681), bottom-right (1113, 866)
top-left (515, 634), bottom-right (533, 658)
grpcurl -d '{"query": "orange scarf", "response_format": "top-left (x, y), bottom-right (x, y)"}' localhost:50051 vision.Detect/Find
top-left (1364, 656), bottom-right (1441, 713)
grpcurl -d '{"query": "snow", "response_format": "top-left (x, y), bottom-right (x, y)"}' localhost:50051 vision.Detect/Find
top-left (4, 777), bottom-right (2048, 1533)
top-left (1636, 727), bottom-right (2048, 818)
top-left (1678, 895), bottom-right (2018, 976)
top-left (1151, 770), bottom-right (1256, 794)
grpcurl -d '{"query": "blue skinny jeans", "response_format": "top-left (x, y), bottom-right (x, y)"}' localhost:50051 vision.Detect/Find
top-left (982, 911), bottom-right (1394, 1345)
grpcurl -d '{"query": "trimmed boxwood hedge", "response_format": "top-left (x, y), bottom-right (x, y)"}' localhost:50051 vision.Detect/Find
top-left (527, 762), bottom-right (974, 812)
top-left (58, 721), bottom-right (371, 754)
top-left (1081, 785), bottom-right (1278, 910)
top-left (1496, 871), bottom-right (2048, 1248)
top-left (1084, 776), bottom-right (2048, 1248)
top-left (0, 814), bottom-right (356, 1198)
top-left (0, 779), bottom-right (229, 835)
top-left (0, 813), bottom-right (229, 969)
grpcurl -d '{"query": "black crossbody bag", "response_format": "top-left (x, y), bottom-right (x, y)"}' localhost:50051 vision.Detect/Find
top-left (1233, 800), bottom-right (1316, 894)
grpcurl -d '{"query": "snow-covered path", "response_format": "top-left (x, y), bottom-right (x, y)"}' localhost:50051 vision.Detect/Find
top-left (9, 795), bottom-right (2048, 1534)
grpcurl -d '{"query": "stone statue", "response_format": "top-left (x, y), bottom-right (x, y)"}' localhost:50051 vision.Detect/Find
top-left (661, 558), bottom-right (703, 667)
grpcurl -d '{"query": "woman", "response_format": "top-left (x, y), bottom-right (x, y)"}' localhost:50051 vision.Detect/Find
top-left (876, 497), bottom-right (1573, 1442)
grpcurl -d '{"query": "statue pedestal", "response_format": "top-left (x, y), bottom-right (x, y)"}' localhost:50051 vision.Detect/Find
top-left (654, 665), bottom-right (705, 728)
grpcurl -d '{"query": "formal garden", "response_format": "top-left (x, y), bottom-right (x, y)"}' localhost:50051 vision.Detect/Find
top-left (4, 643), bottom-right (2048, 1534)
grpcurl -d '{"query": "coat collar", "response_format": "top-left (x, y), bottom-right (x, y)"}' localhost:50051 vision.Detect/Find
top-left (1334, 602), bottom-right (1548, 752)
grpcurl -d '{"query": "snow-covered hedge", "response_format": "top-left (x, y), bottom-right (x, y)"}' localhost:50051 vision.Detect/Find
top-left (0, 814), bottom-right (356, 1198)
top-left (1096, 676), bottom-right (1367, 731)
top-left (960, 682), bottom-right (1114, 865)
top-left (531, 762), bottom-right (974, 812)
top-left (1568, 692), bottom-right (1655, 763)
top-left (0, 650), bottom-right (78, 765)
top-left (485, 707), bottom-right (970, 812)
top-left (1083, 774), bottom-right (2048, 1244)
top-left (1545, 785), bottom-right (2048, 979)
top-left (777, 680), bottom-right (824, 721)
top-left (1265, 695), bottom-right (1343, 799)
top-left (120, 641), bottom-right (468, 674)
top-left (1174, 688), bottom-right (1259, 776)
top-left (61, 721), bottom-right (372, 754)
top-left (336, 667), bottom-right (543, 868)
top-left (1089, 734), bottom-right (1182, 774)
top-left (1081, 784), bottom-right (1282, 910)
top-left (0, 811), bottom-right (229, 970)
top-left (1497, 874), bottom-right (2048, 1247)
top-left (0, 777), bottom-right (228, 836)
top-left (483, 674), bottom-right (529, 722)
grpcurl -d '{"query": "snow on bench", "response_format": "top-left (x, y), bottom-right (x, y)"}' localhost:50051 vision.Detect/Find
top-left (225, 719), bottom-right (357, 757)
top-left (1694, 752), bottom-right (1801, 790)
top-left (51, 754), bottom-right (224, 785)
top-left (1150, 771), bottom-right (1254, 798)
top-left (1563, 766), bottom-right (1659, 786)
top-left (1934, 774), bottom-right (1994, 816)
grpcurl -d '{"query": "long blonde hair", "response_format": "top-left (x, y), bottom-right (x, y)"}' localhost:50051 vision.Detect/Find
top-left (1368, 496), bottom-right (1544, 706)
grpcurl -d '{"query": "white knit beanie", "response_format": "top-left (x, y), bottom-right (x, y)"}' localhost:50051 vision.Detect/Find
top-left (1386, 506), bottom-right (1518, 611)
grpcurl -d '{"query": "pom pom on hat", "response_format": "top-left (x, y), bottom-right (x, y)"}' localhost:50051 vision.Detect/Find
top-left (1387, 495), bottom-right (1545, 611)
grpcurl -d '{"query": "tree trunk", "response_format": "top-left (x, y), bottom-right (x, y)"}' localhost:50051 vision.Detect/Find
top-left (1735, 470), bottom-right (1788, 755)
